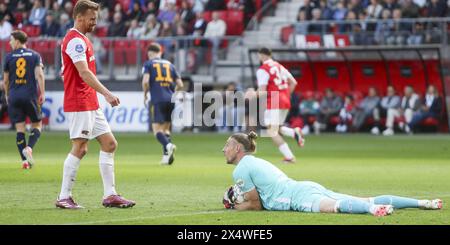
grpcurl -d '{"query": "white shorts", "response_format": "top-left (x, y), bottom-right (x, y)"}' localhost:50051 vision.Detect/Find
top-left (66, 109), bottom-right (111, 140)
top-left (264, 109), bottom-right (289, 126)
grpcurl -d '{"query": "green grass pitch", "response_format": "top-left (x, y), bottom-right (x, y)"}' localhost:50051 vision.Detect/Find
top-left (0, 131), bottom-right (449, 224)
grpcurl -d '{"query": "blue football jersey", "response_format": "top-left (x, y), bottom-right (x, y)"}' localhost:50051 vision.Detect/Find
top-left (142, 58), bottom-right (180, 104)
top-left (3, 48), bottom-right (42, 99)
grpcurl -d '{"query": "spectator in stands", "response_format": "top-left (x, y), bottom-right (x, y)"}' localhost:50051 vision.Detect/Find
top-left (97, 6), bottom-right (110, 28)
top-left (299, 91), bottom-right (320, 135)
top-left (426, 0), bottom-right (447, 17)
top-left (50, 1), bottom-right (63, 21)
top-left (227, 0), bottom-right (243, 10)
top-left (57, 12), bottom-right (71, 37)
top-left (193, 11), bottom-right (207, 35)
top-left (401, 0), bottom-right (420, 18)
top-left (204, 11), bottom-right (227, 60)
top-left (408, 85), bottom-right (442, 133)
top-left (159, 21), bottom-right (175, 52)
top-left (366, 0), bottom-right (383, 19)
top-left (127, 18), bottom-right (143, 38)
top-left (41, 12), bottom-right (60, 37)
top-left (333, 0), bottom-right (348, 21)
top-left (339, 10), bottom-right (357, 33)
top-left (347, 0), bottom-right (364, 16)
top-left (352, 87), bottom-right (380, 131)
top-left (295, 9), bottom-right (309, 35)
top-left (112, 2), bottom-right (126, 22)
top-left (313, 88), bottom-right (343, 134)
top-left (192, 0), bottom-right (208, 14)
top-left (383, 85), bottom-right (420, 136)
top-left (159, 0), bottom-right (177, 10)
top-left (129, 0), bottom-right (147, 11)
top-left (0, 15), bottom-right (12, 40)
top-left (107, 12), bottom-right (127, 37)
top-left (352, 23), bottom-right (373, 45)
top-left (180, 0), bottom-right (195, 32)
top-left (386, 9), bottom-right (410, 45)
top-left (336, 94), bottom-right (355, 133)
top-left (127, 1), bottom-right (145, 22)
top-left (158, 2), bottom-right (177, 23)
top-left (308, 8), bottom-right (326, 34)
top-left (205, 0), bottom-right (227, 11)
top-left (29, 0), bottom-right (47, 26)
top-left (298, 0), bottom-right (319, 20)
top-left (383, 0), bottom-right (400, 11)
top-left (371, 85), bottom-right (401, 135)
top-left (374, 9), bottom-right (394, 44)
top-left (144, 0), bottom-right (159, 19)
top-left (319, 0), bottom-right (334, 20)
top-left (407, 22), bottom-right (425, 45)
top-left (141, 14), bottom-right (161, 39)
top-left (0, 2), bottom-right (15, 25)
top-left (63, 1), bottom-right (73, 17)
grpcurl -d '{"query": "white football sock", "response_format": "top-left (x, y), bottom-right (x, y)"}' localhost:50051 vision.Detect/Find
top-left (99, 151), bottom-right (118, 198)
top-left (278, 143), bottom-right (294, 159)
top-left (418, 200), bottom-right (430, 208)
top-left (59, 154), bottom-right (81, 200)
top-left (280, 126), bottom-right (295, 138)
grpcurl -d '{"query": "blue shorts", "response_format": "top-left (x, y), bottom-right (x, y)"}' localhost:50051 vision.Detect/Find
top-left (7, 97), bottom-right (42, 124)
top-left (150, 102), bottom-right (174, 123)
top-left (291, 181), bottom-right (356, 213)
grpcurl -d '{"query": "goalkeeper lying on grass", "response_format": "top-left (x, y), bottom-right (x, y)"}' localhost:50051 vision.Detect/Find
top-left (221, 132), bottom-right (442, 216)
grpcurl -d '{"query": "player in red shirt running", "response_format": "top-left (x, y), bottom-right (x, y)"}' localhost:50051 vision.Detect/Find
top-left (256, 47), bottom-right (304, 163)
top-left (55, 0), bottom-right (135, 209)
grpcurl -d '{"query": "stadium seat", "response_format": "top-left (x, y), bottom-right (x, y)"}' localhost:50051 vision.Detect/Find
top-left (226, 10), bottom-right (244, 35)
top-left (21, 25), bottom-right (41, 37)
top-left (95, 26), bottom-right (108, 37)
top-left (280, 25), bottom-right (294, 44)
top-left (113, 40), bottom-right (129, 65)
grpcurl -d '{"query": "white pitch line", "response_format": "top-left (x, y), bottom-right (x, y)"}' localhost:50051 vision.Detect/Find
top-left (64, 210), bottom-right (228, 225)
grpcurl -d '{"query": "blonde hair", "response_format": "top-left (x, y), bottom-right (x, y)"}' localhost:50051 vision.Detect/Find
top-left (230, 131), bottom-right (258, 153)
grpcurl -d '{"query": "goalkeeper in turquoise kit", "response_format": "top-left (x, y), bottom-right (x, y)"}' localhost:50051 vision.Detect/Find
top-left (222, 132), bottom-right (442, 216)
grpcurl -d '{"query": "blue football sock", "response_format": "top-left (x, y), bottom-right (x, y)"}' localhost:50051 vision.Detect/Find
top-left (337, 198), bottom-right (371, 214)
top-left (16, 132), bottom-right (27, 161)
top-left (156, 132), bottom-right (169, 154)
top-left (373, 195), bottom-right (419, 209)
top-left (165, 134), bottom-right (171, 143)
top-left (28, 128), bottom-right (41, 149)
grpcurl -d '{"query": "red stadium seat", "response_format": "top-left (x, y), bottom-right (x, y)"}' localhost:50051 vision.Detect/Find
top-left (113, 40), bottom-right (129, 65)
top-left (280, 25), bottom-right (294, 44)
top-left (203, 11), bottom-right (212, 22)
top-left (226, 10), bottom-right (244, 35)
top-left (21, 25), bottom-right (41, 37)
top-left (95, 26), bottom-right (108, 37)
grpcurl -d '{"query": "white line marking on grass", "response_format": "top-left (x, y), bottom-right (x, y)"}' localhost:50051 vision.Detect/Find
top-left (64, 210), bottom-right (228, 225)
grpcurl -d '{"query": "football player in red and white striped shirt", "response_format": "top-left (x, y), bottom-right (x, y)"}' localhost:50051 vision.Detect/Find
top-left (55, 0), bottom-right (135, 209)
top-left (256, 47), bottom-right (304, 163)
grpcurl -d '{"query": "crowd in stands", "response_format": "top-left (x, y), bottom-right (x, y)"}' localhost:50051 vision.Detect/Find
top-left (294, 0), bottom-right (450, 45)
top-left (0, 0), bottom-right (256, 40)
top-left (285, 84), bottom-right (443, 135)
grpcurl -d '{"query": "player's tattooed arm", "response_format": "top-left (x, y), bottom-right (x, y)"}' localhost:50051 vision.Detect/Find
top-left (234, 188), bottom-right (263, 211)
